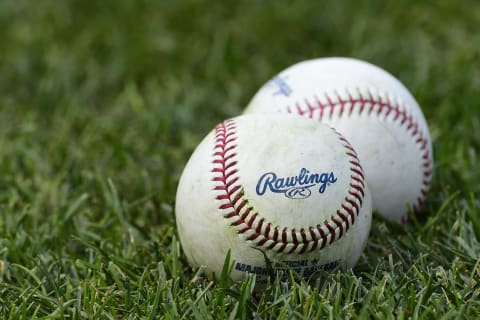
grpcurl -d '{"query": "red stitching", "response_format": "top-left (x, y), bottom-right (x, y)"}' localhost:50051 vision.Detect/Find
top-left (289, 231), bottom-right (299, 253)
top-left (325, 221), bottom-right (336, 244)
top-left (211, 118), bottom-right (366, 254)
top-left (257, 237), bottom-right (268, 246)
top-left (241, 206), bottom-right (252, 220)
top-left (288, 89), bottom-right (433, 220)
top-left (332, 217), bottom-right (343, 239)
top-left (317, 225), bottom-right (327, 249)
top-left (337, 211), bottom-right (350, 231)
top-left (342, 204), bottom-right (355, 224)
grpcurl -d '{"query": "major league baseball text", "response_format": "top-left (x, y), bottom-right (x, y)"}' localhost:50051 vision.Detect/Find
top-left (235, 259), bottom-right (340, 279)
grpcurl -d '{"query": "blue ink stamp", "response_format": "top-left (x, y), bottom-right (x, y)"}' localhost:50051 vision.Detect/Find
top-left (264, 75), bottom-right (292, 97)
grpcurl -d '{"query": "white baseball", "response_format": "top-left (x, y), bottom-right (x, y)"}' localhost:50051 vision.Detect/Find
top-left (244, 57), bottom-right (433, 223)
top-left (176, 114), bottom-right (372, 283)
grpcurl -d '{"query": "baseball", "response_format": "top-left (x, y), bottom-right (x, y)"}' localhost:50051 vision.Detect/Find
top-left (176, 114), bottom-right (372, 283)
top-left (244, 57), bottom-right (433, 223)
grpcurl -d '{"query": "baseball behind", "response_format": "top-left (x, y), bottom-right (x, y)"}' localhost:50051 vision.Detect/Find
top-left (244, 57), bottom-right (433, 223)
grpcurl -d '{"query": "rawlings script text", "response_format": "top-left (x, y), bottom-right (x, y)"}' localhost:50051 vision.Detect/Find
top-left (256, 168), bottom-right (337, 199)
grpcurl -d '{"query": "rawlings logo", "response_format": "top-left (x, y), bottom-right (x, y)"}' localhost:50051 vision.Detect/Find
top-left (256, 168), bottom-right (337, 199)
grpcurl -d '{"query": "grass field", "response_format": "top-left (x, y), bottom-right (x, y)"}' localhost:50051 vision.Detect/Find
top-left (0, 0), bottom-right (479, 318)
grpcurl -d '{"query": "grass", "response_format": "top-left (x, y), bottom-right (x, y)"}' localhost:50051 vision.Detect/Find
top-left (0, 0), bottom-right (479, 318)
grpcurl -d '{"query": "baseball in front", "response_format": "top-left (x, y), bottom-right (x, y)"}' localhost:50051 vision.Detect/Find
top-left (244, 58), bottom-right (433, 223)
top-left (175, 114), bottom-right (372, 283)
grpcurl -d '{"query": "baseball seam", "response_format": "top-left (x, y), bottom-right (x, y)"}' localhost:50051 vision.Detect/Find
top-left (285, 88), bottom-right (433, 223)
top-left (211, 119), bottom-right (366, 254)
